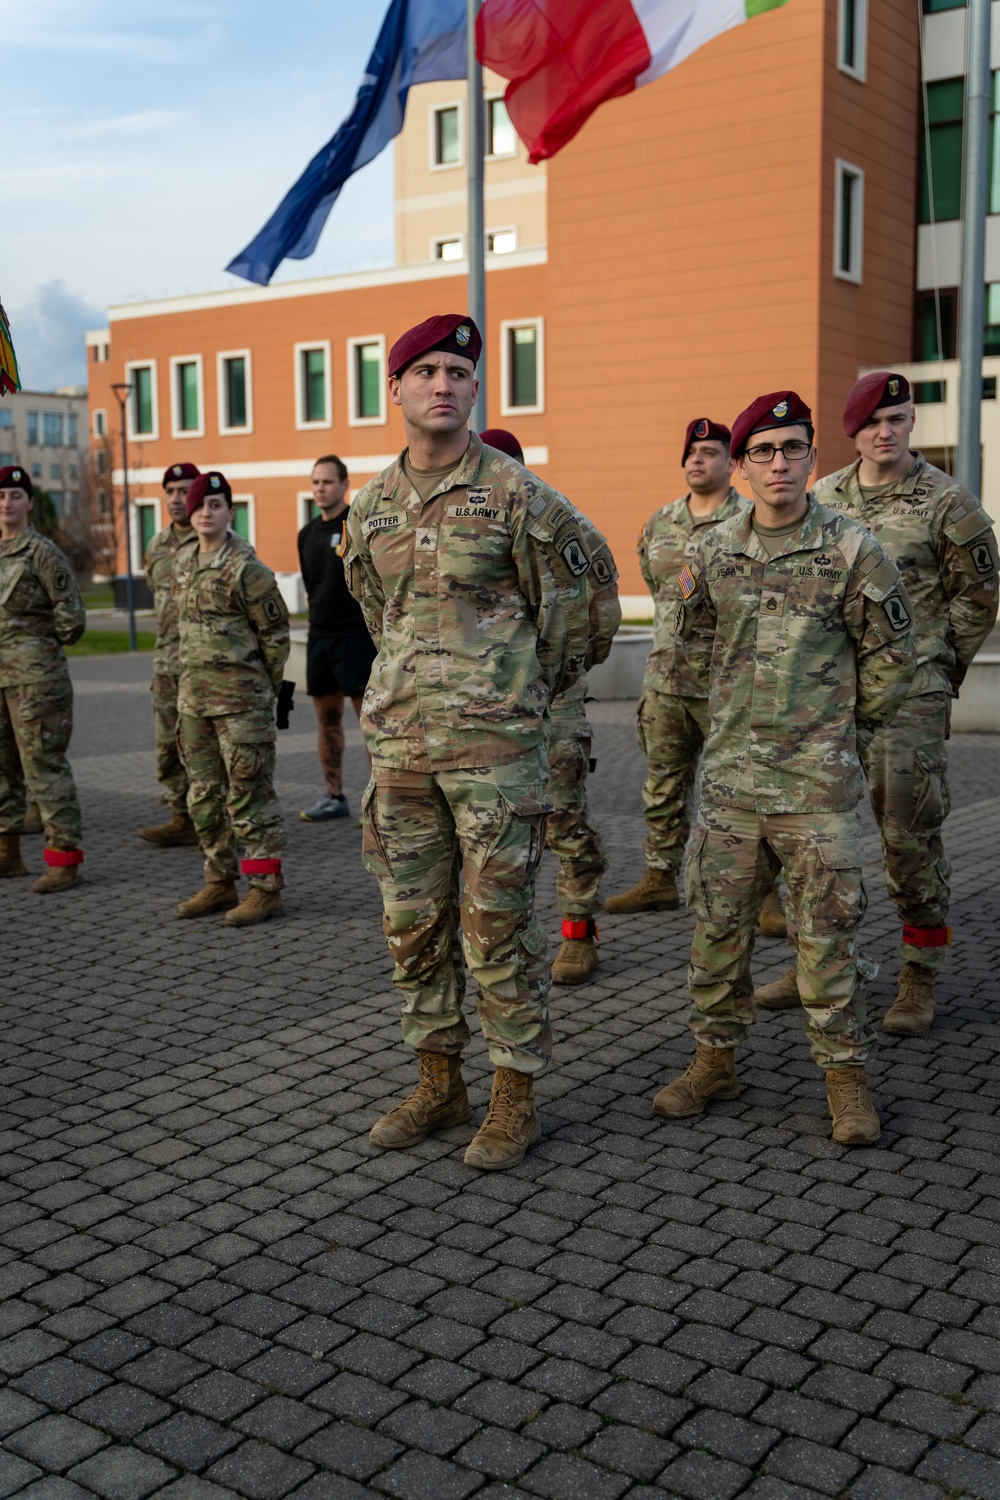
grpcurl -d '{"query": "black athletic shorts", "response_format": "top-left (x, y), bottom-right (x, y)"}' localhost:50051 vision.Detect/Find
top-left (306, 632), bottom-right (377, 699)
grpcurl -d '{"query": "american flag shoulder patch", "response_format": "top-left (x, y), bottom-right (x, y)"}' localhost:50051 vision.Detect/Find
top-left (678, 565), bottom-right (698, 599)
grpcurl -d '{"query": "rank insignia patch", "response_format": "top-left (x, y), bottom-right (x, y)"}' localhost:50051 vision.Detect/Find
top-left (678, 565), bottom-right (697, 599)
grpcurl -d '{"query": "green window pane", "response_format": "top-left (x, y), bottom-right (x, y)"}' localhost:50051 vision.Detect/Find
top-left (488, 98), bottom-right (516, 156)
top-left (178, 363), bottom-right (199, 431)
top-left (134, 368), bottom-right (154, 434)
top-left (509, 327), bottom-right (538, 408)
top-left (304, 349), bottom-right (326, 422)
top-left (232, 501), bottom-right (250, 540)
top-left (926, 78), bottom-right (964, 124)
top-left (226, 358), bottom-right (247, 428)
top-left (27, 412), bottom-right (38, 445)
top-left (841, 0), bottom-right (857, 69)
top-left (357, 344), bottom-right (381, 419)
top-left (436, 106), bottom-right (459, 165)
top-left (139, 505), bottom-right (157, 554)
top-left (43, 412), bottom-right (63, 445)
top-left (923, 0), bottom-right (965, 12)
top-left (920, 81), bottom-right (963, 224)
top-left (990, 82), bottom-right (1000, 213)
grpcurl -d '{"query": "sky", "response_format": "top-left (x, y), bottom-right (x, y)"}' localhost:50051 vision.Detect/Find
top-left (4, 1), bottom-right (397, 391)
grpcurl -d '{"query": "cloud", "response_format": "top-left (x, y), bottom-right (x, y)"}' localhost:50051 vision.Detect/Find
top-left (9, 282), bottom-right (107, 393)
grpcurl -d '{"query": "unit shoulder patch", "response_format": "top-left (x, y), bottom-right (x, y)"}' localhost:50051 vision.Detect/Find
top-left (968, 532), bottom-right (999, 576)
top-left (262, 595), bottom-right (282, 623)
top-left (591, 554), bottom-right (614, 587)
top-left (556, 528), bottom-right (592, 577)
top-left (882, 590), bottom-right (912, 634)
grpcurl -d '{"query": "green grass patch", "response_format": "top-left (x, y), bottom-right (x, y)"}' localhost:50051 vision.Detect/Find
top-left (67, 631), bottom-right (156, 656)
top-left (81, 582), bottom-right (116, 610)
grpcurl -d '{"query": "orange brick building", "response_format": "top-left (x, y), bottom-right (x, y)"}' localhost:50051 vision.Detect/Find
top-left (88, 0), bottom-right (919, 606)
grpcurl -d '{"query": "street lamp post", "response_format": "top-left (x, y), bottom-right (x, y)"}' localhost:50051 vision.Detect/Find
top-left (110, 382), bottom-right (137, 652)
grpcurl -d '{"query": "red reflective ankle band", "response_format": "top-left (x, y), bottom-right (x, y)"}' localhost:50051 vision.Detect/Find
top-left (241, 858), bottom-right (282, 875)
top-left (902, 924), bottom-right (952, 948)
top-left (44, 849), bottom-right (83, 867)
top-left (562, 918), bottom-right (597, 940)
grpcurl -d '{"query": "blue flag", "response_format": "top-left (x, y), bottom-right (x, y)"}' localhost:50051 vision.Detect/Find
top-left (226, 0), bottom-right (467, 286)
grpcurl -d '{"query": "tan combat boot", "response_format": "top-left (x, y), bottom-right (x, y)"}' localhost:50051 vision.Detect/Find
top-left (882, 962), bottom-right (935, 1037)
top-left (176, 881), bottom-right (239, 918)
top-left (22, 802), bottom-right (42, 835)
top-left (225, 887), bottom-right (284, 926)
top-left (825, 1066), bottom-right (880, 1145)
top-left (653, 1043), bottom-right (740, 1118)
top-left (33, 850), bottom-right (83, 894)
top-left (0, 834), bottom-right (27, 878)
top-left (370, 1051), bottom-right (470, 1148)
top-left (137, 810), bottom-right (199, 847)
top-left (605, 869), bottom-right (679, 914)
top-left (552, 917), bottom-right (599, 985)
top-left (757, 889), bottom-right (787, 939)
top-left (754, 966), bottom-right (801, 1012)
top-left (464, 1068), bottom-right (541, 1170)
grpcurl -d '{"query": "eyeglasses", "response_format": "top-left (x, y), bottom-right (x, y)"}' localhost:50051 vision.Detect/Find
top-left (744, 440), bottom-right (812, 463)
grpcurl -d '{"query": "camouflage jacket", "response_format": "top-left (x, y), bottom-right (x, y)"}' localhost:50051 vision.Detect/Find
top-left (549, 510), bottom-right (622, 738)
top-left (678, 496), bottom-right (917, 814)
top-left (0, 527), bottom-right (85, 689)
top-left (175, 532), bottom-right (290, 718)
top-left (639, 487), bottom-right (747, 698)
top-left (813, 453), bottom-right (999, 698)
top-left (144, 522), bottom-right (197, 677)
top-left (345, 432), bottom-right (618, 770)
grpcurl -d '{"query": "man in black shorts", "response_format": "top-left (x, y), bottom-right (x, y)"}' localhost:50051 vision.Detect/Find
top-left (297, 455), bottom-right (376, 820)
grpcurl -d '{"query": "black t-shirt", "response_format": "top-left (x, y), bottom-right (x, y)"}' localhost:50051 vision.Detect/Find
top-left (297, 511), bottom-right (369, 637)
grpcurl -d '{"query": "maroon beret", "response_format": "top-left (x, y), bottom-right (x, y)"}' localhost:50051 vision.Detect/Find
top-left (162, 461), bottom-right (201, 489)
top-left (0, 464), bottom-right (32, 495)
top-left (479, 427), bottom-right (524, 462)
top-left (843, 372), bottom-right (911, 437)
top-left (731, 391), bottom-right (813, 457)
top-left (388, 314), bottom-right (482, 377)
top-left (682, 417), bottom-right (732, 464)
top-left (185, 470), bottom-right (232, 518)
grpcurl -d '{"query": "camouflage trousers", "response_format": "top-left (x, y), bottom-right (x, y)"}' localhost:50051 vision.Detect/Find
top-left (545, 728), bottom-right (606, 917)
top-left (362, 751), bottom-right (552, 1074)
top-left (638, 689), bottom-right (710, 873)
top-left (0, 678), bottom-right (81, 849)
top-left (178, 711), bottom-right (285, 891)
top-left (686, 804), bottom-right (876, 1069)
top-left (151, 671), bottom-right (188, 812)
top-left (862, 692), bottom-right (952, 973)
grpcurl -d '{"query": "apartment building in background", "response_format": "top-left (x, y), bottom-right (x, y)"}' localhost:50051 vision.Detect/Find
top-left (89, 0), bottom-right (998, 606)
top-left (0, 387), bottom-right (89, 517)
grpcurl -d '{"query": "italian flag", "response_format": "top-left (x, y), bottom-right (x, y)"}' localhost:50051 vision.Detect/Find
top-left (478, 0), bottom-right (792, 163)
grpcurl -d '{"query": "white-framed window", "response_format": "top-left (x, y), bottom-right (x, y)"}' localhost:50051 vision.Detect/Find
top-left (834, 160), bottom-right (864, 283)
top-left (132, 499), bottom-right (160, 567)
top-left (298, 490), bottom-right (320, 529)
top-left (125, 361), bottom-right (158, 440)
top-left (485, 96), bottom-right (517, 158)
top-left (218, 349), bottom-right (253, 434)
top-left (169, 354), bottom-right (204, 438)
top-left (837, 0), bottom-right (867, 82)
top-left (434, 237), bottom-right (464, 261)
top-left (231, 493), bottom-right (256, 546)
top-left (431, 102), bottom-right (462, 168)
top-left (294, 342), bottom-right (332, 429)
top-left (488, 229), bottom-right (517, 255)
top-left (92, 410), bottom-right (107, 439)
top-left (348, 336), bottom-right (387, 426)
top-left (500, 319), bottom-right (545, 415)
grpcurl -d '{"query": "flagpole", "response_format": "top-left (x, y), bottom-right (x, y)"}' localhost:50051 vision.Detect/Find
top-left (956, 0), bottom-right (991, 493)
top-left (467, 0), bottom-right (486, 432)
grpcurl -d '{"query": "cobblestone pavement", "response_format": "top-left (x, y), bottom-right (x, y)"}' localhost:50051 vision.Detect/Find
top-left (3, 653), bottom-right (1000, 1500)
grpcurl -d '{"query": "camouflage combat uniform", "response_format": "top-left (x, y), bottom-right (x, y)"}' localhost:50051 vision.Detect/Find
top-left (175, 533), bottom-right (290, 892)
top-left (0, 527), bottom-right (85, 850)
top-left (814, 454), bottom-right (999, 972)
top-left (144, 521), bottom-right (197, 811)
top-left (636, 489), bottom-right (746, 873)
top-left (677, 497), bottom-right (917, 1068)
top-left (546, 516), bottom-right (621, 917)
top-left (346, 432), bottom-right (611, 1074)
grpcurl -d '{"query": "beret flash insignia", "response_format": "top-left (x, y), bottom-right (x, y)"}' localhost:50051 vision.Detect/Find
top-left (455, 324), bottom-right (471, 347)
top-left (888, 378), bottom-right (900, 397)
top-left (12, 469), bottom-right (22, 483)
top-left (210, 475), bottom-right (221, 489)
top-left (173, 464), bottom-right (182, 476)
top-left (694, 419), bottom-right (709, 439)
top-left (772, 398), bottom-right (789, 419)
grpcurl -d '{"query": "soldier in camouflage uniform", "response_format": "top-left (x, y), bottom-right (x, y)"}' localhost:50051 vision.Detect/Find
top-left (759, 374), bottom-right (1000, 1035)
top-left (174, 472), bottom-right (290, 927)
top-left (479, 429), bottom-right (621, 986)
top-left (345, 315), bottom-right (614, 1171)
top-left (606, 420), bottom-right (747, 916)
top-left (653, 393), bottom-right (917, 1146)
top-left (137, 461), bottom-right (200, 846)
top-left (0, 464), bottom-right (86, 893)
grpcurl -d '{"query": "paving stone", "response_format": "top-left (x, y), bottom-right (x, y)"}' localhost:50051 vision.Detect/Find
top-left (674, 1409), bottom-right (781, 1466)
top-left (916, 1441), bottom-right (1000, 1497)
top-left (762, 1437), bottom-right (862, 1497)
top-left (455, 1426), bottom-right (544, 1480)
top-left (843, 1417), bottom-right (932, 1470)
top-left (296, 1422), bottom-right (402, 1481)
top-left (67, 1447), bottom-right (178, 1500)
top-left (208, 1442), bottom-right (314, 1500)
top-left (72, 1384), bottom-right (174, 1441)
top-left (370, 1449), bottom-right (483, 1500)
top-left (519, 1452), bottom-right (631, 1500)
top-left (656, 1450), bottom-right (753, 1500)
top-left (138, 1412), bottom-right (243, 1470)
top-left (6, 1413), bottom-right (110, 1472)
top-left (581, 1424), bottom-right (677, 1481)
